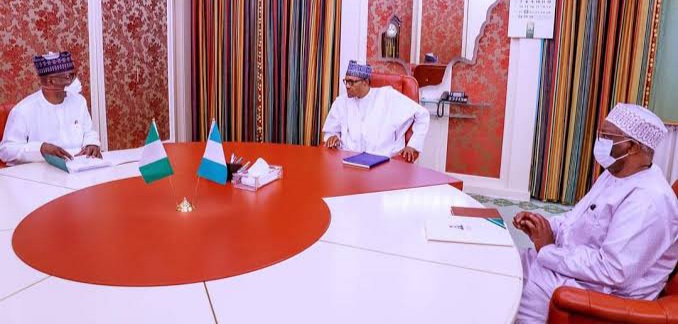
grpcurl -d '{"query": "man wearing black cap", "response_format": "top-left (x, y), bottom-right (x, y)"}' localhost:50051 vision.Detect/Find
top-left (0, 51), bottom-right (101, 166)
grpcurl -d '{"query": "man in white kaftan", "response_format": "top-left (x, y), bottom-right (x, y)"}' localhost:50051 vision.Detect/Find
top-left (0, 51), bottom-right (100, 166)
top-left (322, 60), bottom-right (429, 162)
top-left (514, 103), bottom-right (678, 323)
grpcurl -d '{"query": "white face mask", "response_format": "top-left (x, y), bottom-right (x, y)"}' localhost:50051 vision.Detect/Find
top-left (593, 138), bottom-right (632, 169)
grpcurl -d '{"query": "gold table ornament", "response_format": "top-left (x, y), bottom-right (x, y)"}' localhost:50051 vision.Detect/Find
top-left (176, 197), bottom-right (195, 213)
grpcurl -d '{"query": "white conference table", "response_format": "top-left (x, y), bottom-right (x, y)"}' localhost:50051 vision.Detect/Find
top-left (0, 156), bottom-right (523, 323)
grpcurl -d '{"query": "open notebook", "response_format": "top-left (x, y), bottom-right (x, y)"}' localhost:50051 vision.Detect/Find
top-left (425, 216), bottom-right (514, 247)
top-left (44, 147), bottom-right (142, 173)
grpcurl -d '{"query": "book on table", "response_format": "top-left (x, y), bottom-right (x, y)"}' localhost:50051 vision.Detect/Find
top-left (425, 215), bottom-right (513, 247)
top-left (450, 206), bottom-right (506, 229)
top-left (342, 152), bottom-right (390, 169)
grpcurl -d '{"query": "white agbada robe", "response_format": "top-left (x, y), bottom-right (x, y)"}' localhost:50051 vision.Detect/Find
top-left (516, 165), bottom-right (678, 323)
top-left (322, 86), bottom-right (430, 157)
top-left (0, 90), bottom-right (100, 166)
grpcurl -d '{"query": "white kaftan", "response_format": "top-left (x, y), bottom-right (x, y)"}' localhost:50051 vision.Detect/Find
top-left (516, 165), bottom-right (678, 323)
top-left (322, 86), bottom-right (430, 157)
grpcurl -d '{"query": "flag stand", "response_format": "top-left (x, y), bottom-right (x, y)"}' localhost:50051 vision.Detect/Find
top-left (169, 176), bottom-right (194, 213)
top-left (190, 177), bottom-right (202, 210)
top-left (176, 197), bottom-right (195, 213)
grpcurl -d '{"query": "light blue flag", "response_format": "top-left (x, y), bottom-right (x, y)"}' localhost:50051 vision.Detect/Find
top-left (197, 121), bottom-right (228, 184)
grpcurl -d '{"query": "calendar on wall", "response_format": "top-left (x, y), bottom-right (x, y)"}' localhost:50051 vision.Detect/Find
top-left (508, 0), bottom-right (556, 39)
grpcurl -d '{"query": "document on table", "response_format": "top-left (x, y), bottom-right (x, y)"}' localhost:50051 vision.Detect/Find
top-left (425, 216), bottom-right (514, 247)
top-left (45, 147), bottom-right (142, 173)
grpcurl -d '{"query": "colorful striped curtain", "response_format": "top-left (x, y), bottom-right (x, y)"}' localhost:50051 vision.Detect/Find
top-left (191, 0), bottom-right (342, 144)
top-left (530, 0), bottom-right (660, 205)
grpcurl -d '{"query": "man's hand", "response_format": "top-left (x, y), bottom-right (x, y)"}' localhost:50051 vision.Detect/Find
top-left (398, 146), bottom-right (419, 163)
top-left (76, 145), bottom-right (102, 158)
top-left (325, 135), bottom-right (341, 149)
top-left (514, 212), bottom-right (555, 252)
top-left (512, 211), bottom-right (534, 235)
top-left (40, 143), bottom-right (73, 160)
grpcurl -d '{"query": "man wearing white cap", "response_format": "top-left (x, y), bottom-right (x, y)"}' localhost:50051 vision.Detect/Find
top-left (0, 51), bottom-right (101, 165)
top-left (512, 103), bottom-right (678, 323)
top-left (322, 60), bottom-right (429, 162)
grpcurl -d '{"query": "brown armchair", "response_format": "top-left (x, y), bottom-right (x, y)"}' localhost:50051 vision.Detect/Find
top-left (548, 181), bottom-right (678, 323)
top-left (0, 103), bottom-right (15, 168)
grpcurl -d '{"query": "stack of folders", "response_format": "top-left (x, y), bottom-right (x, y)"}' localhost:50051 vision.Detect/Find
top-left (425, 207), bottom-right (513, 247)
top-left (342, 152), bottom-right (390, 169)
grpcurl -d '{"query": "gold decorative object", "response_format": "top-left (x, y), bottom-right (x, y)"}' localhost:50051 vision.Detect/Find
top-left (176, 197), bottom-right (195, 213)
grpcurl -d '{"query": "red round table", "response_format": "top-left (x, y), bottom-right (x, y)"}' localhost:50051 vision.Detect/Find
top-left (13, 143), bottom-right (460, 286)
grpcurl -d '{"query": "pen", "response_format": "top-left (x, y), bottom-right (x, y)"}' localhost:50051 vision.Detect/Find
top-left (230, 153), bottom-right (235, 163)
top-left (234, 156), bottom-right (243, 164)
top-left (236, 161), bottom-right (251, 173)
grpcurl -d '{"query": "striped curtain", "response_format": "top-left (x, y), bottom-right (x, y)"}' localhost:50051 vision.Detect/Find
top-left (192, 0), bottom-right (342, 144)
top-left (530, 0), bottom-right (660, 205)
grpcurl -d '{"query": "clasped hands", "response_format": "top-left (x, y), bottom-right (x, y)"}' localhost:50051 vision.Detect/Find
top-left (512, 211), bottom-right (555, 252)
top-left (324, 135), bottom-right (419, 162)
top-left (40, 143), bottom-right (102, 160)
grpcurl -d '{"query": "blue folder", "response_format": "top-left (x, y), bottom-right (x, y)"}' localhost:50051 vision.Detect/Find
top-left (342, 152), bottom-right (390, 169)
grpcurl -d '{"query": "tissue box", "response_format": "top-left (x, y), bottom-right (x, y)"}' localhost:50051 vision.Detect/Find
top-left (232, 165), bottom-right (283, 191)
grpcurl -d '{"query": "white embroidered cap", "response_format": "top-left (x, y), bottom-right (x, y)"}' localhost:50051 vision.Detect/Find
top-left (606, 103), bottom-right (668, 150)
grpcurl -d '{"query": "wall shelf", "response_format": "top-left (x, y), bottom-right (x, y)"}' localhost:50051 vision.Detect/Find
top-left (420, 100), bottom-right (489, 119)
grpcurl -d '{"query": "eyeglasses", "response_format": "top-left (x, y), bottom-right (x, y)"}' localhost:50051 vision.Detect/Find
top-left (343, 78), bottom-right (364, 87)
top-left (596, 131), bottom-right (638, 145)
top-left (596, 131), bottom-right (627, 140)
top-left (48, 73), bottom-right (76, 83)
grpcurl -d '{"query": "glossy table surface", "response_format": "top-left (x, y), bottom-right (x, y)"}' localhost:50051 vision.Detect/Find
top-left (0, 143), bottom-right (522, 323)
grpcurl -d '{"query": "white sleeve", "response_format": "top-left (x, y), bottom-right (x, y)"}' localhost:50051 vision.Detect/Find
top-left (406, 103), bottom-right (430, 153)
top-left (78, 99), bottom-right (100, 147)
top-left (537, 192), bottom-right (674, 287)
top-left (0, 109), bottom-right (44, 164)
top-left (322, 99), bottom-right (343, 142)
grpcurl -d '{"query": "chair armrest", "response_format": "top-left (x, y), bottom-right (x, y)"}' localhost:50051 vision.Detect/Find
top-left (549, 286), bottom-right (678, 323)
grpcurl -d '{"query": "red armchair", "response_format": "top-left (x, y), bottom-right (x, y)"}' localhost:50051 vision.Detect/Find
top-left (0, 103), bottom-right (14, 168)
top-left (548, 181), bottom-right (678, 323)
top-left (370, 72), bottom-right (421, 162)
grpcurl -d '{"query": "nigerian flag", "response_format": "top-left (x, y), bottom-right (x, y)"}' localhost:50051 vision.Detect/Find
top-left (138, 120), bottom-right (174, 184)
top-left (197, 121), bottom-right (228, 184)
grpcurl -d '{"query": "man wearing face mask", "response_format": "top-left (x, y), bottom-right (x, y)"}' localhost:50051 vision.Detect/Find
top-left (512, 103), bottom-right (677, 323)
top-left (322, 60), bottom-right (429, 162)
top-left (0, 51), bottom-right (101, 166)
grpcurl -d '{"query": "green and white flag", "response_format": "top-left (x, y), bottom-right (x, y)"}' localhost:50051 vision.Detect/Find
top-left (138, 120), bottom-right (174, 184)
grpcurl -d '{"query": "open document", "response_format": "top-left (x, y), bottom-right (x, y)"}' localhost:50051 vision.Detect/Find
top-left (425, 216), bottom-right (514, 247)
top-left (44, 147), bottom-right (142, 173)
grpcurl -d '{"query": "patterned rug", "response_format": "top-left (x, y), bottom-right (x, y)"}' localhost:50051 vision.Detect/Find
top-left (469, 194), bottom-right (572, 248)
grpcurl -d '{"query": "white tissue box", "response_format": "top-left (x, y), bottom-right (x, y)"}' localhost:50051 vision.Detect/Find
top-left (232, 165), bottom-right (283, 191)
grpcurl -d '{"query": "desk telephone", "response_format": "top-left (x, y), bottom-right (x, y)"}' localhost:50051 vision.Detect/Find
top-left (436, 91), bottom-right (468, 117)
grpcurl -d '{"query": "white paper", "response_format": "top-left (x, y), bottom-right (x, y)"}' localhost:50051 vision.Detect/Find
top-left (56, 147), bottom-right (142, 173)
top-left (102, 147), bottom-right (142, 166)
top-left (247, 158), bottom-right (270, 177)
top-left (425, 216), bottom-right (514, 247)
top-left (65, 155), bottom-right (113, 173)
